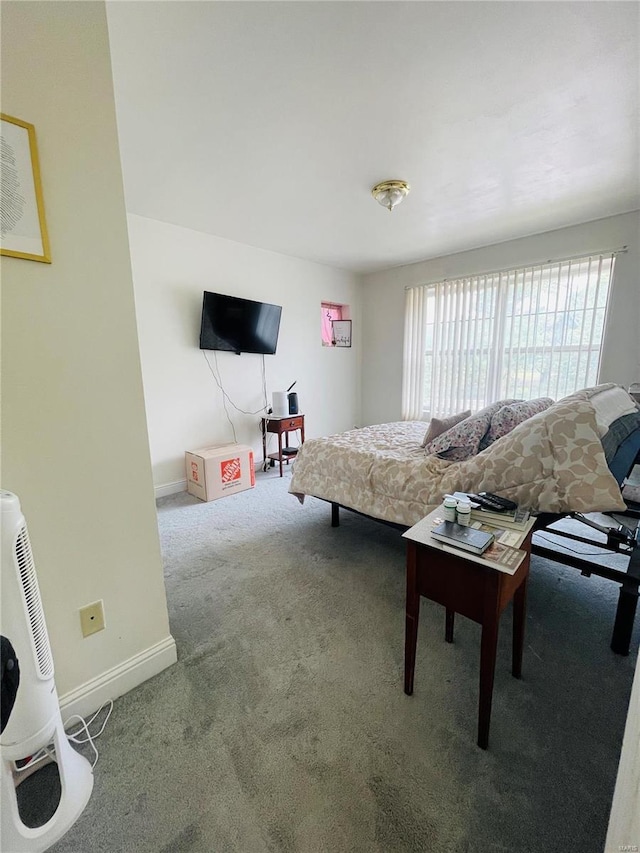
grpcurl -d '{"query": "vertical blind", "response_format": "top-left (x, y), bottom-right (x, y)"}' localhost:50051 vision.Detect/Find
top-left (402, 252), bottom-right (616, 419)
top-left (402, 286), bottom-right (427, 420)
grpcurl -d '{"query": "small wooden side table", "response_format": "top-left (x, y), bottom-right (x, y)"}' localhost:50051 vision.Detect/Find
top-left (261, 414), bottom-right (305, 477)
top-left (403, 509), bottom-right (534, 749)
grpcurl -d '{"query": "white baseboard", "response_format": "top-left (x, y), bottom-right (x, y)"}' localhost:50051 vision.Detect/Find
top-left (155, 480), bottom-right (187, 498)
top-left (155, 459), bottom-right (269, 499)
top-left (58, 635), bottom-right (177, 720)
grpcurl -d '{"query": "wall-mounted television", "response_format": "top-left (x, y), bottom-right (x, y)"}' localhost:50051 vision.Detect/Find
top-left (199, 291), bottom-right (282, 355)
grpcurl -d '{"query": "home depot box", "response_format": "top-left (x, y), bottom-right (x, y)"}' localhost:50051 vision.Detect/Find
top-left (185, 444), bottom-right (255, 502)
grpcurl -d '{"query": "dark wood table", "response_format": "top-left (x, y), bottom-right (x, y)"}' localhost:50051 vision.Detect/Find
top-left (404, 513), bottom-right (533, 749)
top-left (261, 414), bottom-right (305, 477)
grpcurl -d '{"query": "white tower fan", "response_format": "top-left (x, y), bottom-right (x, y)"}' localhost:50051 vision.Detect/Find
top-left (1, 490), bottom-right (93, 852)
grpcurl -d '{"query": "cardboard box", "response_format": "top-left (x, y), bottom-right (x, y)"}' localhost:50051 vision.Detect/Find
top-left (186, 444), bottom-right (255, 502)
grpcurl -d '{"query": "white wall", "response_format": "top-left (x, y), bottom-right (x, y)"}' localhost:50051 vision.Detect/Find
top-left (1, 2), bottom-right (175, 709)
top-left (127, 214), bottom-right (361, 493)
top-left (605, 651), bottom-right (640, 851)
top-left (360, 212), bottom-right (640, 426)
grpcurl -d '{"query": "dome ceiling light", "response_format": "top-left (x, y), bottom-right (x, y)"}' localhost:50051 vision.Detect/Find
top-left (371, 180), bottom-right (410, 211)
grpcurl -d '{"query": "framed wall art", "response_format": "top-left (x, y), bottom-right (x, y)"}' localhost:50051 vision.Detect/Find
top-left (332, 319), bottom-right (352, 347)
top-left (1, 113), bottom-right (51, 263)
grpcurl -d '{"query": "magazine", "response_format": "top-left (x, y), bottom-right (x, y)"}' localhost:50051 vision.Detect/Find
top-left (439, 539), bottom-right (527, 574)
top-left (469, 520), bottom-right (522, 548)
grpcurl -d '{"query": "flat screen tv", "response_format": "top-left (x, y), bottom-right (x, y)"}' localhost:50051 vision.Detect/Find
top-left (199, 291), bottom-right (282, 355)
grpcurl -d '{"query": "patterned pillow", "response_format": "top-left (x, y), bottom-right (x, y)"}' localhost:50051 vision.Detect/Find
top-left (480, 397), bottom-right (555, 450)
top-left (424, 399), bottom-right (522, 460)
top-left (421, 410), bottom-right (471, 447)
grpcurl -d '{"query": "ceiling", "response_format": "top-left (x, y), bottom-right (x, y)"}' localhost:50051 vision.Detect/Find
top-left (106, 1), bottom-right (639, 274)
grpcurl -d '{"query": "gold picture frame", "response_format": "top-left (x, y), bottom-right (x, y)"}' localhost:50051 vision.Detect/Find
top-left (1, 113), bottom-right (51, 263)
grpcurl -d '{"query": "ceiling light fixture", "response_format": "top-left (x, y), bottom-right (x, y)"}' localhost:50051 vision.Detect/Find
top-left (371, 180), bottom-right (410, 211)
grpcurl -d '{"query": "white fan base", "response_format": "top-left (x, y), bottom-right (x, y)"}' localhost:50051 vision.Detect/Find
top-left (1, 718), bottom-right (94, 853)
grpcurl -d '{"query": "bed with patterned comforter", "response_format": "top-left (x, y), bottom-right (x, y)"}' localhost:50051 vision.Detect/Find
top-left (289, 392), bottom-right (632, 527)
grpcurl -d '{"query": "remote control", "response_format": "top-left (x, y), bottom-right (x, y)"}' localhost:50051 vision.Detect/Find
top-left (484, 492), bottom-right (519, 510)
top-left (467, 492), bottom-right (518, 512)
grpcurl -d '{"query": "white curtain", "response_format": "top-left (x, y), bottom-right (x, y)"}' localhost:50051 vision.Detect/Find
top-left (401, 286), bottom-right (428, 420)
top-left (404, 252), bottom-right (616, 419)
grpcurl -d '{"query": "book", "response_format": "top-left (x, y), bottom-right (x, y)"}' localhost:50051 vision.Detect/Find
top-left (429, 521), bottom-right (494, 554)
top-left (403, 509), bottom-right (531, 576)
top-left (439, 540), bottom-right (527, 575)
top-left (448, 492), bottom-right (530, 526)
top-left (469, 507), bottom-right (531, 530)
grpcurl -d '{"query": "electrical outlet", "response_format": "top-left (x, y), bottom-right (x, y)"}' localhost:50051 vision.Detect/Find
top-left (79, 600), bottom-right (105, 637)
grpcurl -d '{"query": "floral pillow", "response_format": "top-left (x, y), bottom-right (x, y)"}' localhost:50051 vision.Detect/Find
top-left (421, 410), bottom-right (471, 447)
top-left (480, 397), bottom-right (554, 450)
top-left (424, 399), bottom-right (522, 461)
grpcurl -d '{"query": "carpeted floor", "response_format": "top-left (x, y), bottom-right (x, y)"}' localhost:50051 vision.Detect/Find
top-left (24, 472), bottom-right (639, 852)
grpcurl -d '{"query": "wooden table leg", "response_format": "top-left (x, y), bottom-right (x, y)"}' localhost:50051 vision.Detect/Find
top-left (512, 576), bottom-right (528, 679)
top-left (261, 420), bottom-right (267, 472)
top-left (478, 621), bottom-right (499, 749)
top-left (277, 431), bottom-right (283, 477)
top-left (445, 609), bottom-right (455, 643)
top-left (478, 577), bottom-right (500, 749)
top-left (405, 612), bottom-right (418, 695)
top-left (404, 543), bottom-right (420, 696)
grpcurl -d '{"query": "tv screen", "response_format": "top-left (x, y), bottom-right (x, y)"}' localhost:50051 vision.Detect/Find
top-left (199, 291), bottom-right (282, 355)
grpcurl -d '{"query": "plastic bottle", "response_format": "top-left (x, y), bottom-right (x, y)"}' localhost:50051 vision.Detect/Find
top-left (456, 500), bottom-right (471, 526)
top-left (443, 496), bottom-right (458, 523)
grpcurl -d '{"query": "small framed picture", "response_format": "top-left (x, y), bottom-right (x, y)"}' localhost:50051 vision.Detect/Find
top-left (1, 113), bottom-right (51, 263)
top-left (332, 319), bottom-right (352, 348)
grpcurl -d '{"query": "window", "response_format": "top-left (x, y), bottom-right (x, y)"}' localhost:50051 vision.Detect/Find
top-left (402, 253), bottom-right (616, 420)
top-left (321, 302), bottom-right (344, 346)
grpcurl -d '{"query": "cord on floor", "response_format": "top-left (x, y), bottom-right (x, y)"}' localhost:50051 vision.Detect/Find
top-left (12, 699), bottom-right (114, 775)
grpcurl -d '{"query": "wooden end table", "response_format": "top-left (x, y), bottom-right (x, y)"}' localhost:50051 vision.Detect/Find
top-left (261, 414), bottom-right (305, 477)
top-left (403, 509), bottom-right (534, 749)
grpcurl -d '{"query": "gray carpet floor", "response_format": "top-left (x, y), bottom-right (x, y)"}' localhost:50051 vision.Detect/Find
top-left (24, 472), bottom-right (639, 852)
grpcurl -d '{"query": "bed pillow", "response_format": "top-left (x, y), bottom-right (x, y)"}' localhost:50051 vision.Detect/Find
top-left (480, 397), bottom-right (554, 450)
top-left (424, 398), bottom-right (522, 461)
top-left (590, 386), bottom-right (639, 436)
top-left (421, 410), bottom-right (471, 447)
top-left (560, 384), bottom-right (639, 436)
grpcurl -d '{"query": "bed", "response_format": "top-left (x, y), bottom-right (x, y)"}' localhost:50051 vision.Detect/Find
top-left (289, 385), bottom-right (640, 654)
